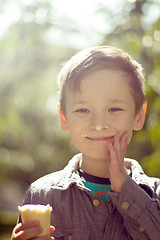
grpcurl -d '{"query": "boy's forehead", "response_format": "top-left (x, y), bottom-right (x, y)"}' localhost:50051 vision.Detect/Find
top-left (66, 69), bottom-right (132, 95)
top-left (80, 69), bottom-right (131, 87)
top-left (65, 69), bottom-right (132, 99)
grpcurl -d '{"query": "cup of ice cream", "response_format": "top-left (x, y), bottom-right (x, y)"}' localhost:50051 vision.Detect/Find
top-left (18, 204), bottom-right (52, 236)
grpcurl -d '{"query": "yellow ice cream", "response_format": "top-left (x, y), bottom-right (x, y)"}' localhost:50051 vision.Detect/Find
top-left (18, 204), bottom-right (52, 236)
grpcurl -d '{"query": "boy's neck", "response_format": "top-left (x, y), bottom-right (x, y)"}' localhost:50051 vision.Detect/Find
top-left (79, 154), bottom-right (110, 178)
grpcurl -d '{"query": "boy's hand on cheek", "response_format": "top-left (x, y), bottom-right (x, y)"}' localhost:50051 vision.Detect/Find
top-left (108, 132), bottom-right (129, 193)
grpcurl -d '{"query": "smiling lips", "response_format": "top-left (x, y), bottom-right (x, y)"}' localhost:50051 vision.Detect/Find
top-left (81, 134), bottom-right (116, 142)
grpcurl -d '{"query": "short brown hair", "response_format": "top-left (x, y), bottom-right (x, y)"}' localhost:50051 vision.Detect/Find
top-left (58, 46), bottom-right (146, 115)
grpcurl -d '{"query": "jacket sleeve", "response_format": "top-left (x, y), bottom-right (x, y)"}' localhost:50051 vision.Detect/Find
top-left (109, 176), bottom-right (160, 240)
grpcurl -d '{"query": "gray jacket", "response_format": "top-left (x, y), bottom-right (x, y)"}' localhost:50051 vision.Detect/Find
top-left (22, 154), bottom-right (160, 240)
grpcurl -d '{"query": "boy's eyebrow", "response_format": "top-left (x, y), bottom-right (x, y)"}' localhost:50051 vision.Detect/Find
top-left (72, 100), bottom-right (88, 105)
top-left (72, 99), bottom-right (128, 106)
top-left (110, 99), bottom-right (128, 105)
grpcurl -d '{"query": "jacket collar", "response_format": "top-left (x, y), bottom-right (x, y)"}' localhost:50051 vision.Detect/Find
top-left (52, 154), bottom-right (158, 196)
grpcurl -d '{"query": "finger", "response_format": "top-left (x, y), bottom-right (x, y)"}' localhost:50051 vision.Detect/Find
top-left (108, 142), bottom-right (118, 164)
top-left (17, 220), bottom-right (40, 232)
top-left (14, 223), bottom-right (24, 234)
top-left (113, 133), bottom-right (120, 148)
top-left (19, 225), bottom-right (55, 240)
top-left (108, 142), bottom-right (114, 155)
top-left (15, 224), bottom-right (42, 240)
top-left (111, 132), bottom-right (128, 159)
top-left (109, 134), bottom-right (126, 168)
top-left (120, 132), bottom-right (128, 154)
top-left (13, 220), bottom-right (40, 239)
top-left (16, 223), bottom-right (55, 240)
top-left (113, 133), bottom-right (121, 158)
top-left (120, 131), bottom-right (128, 143)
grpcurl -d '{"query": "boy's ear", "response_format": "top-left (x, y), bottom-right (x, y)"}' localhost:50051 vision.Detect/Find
top-left (134, 102), bottom-right (147, 131)
top-left (57, 104), bottom-right (69, 132)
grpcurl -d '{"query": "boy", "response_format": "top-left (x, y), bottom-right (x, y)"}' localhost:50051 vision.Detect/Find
top-left (12, 46), bottom-right (160, 240)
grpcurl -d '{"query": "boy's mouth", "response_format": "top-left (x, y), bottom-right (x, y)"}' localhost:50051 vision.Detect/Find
top-left (81, 133), bottom-right (116, 142)
top-left (87, 136), bottom-right (113, 142)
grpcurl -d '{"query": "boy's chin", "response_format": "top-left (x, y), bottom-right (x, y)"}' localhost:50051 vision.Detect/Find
top-left (82, 151), bottom-right (110, 162)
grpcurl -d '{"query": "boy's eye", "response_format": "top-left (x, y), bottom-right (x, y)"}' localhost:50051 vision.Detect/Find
top-left (108, 108), bottom-right (123, 112)
top-left (75, 108), bottom-right (90, 113)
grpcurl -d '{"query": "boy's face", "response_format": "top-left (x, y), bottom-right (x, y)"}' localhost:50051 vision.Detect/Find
top-left (59, 69), bottom-right (146, 161)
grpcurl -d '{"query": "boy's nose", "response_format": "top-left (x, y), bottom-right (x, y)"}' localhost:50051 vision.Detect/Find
top-left (90, 113), bottom-right (109, 131)
top-left (95, 125), bottom-right (108, 131)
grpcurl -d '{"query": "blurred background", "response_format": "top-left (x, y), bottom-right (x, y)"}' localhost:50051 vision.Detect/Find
top-left (0, 0), bottom-right (160, 239)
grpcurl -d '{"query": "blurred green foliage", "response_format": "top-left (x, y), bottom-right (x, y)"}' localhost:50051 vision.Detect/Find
top-left (0, 0), bottom-right (160, 239)
top-left (101, 0), bottom-right (160, 178)
top-left (0, 1), bottom-right (77, 188)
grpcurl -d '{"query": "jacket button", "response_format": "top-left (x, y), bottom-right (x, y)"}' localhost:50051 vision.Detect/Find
top-left (122, 202), bottom-right (129, 209)
top-left (93, 199), bottom-right (100, 206)
top-left (78, 186), bottom-right (84, 191)
top-left (139, 226), bottom-right (145, 232)
top-left (67, 235), bottom-right (72, 240)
